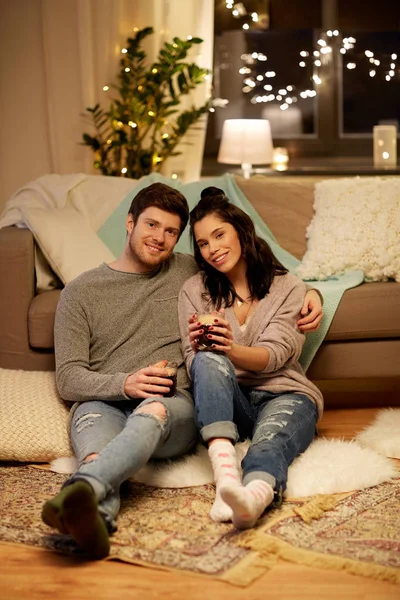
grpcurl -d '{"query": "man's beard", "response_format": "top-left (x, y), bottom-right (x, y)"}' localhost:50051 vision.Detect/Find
top-left (128, 235), bottom-right (169, 270)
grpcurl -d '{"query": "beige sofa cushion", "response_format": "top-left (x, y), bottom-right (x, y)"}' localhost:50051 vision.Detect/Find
top-left (308, 339), bottom-right (400, 380)
top-left (235, 175), bottom-right (321, 259)
top-left (29, 290), bottom-right (61, 348)
top-left (326, 282), bottom-right (400, 341)
top-left (20, 206), bottom-right (115, 284)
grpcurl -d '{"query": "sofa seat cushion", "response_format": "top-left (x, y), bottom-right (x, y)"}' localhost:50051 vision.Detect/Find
top-left (325, 281), bottom-right (400, 341)
top-left (28, 290), bottom-right (61, 348)
top-left (236, 175), bottom-right (319, 260)
top-left (28, 281), bottom-right (400, 349)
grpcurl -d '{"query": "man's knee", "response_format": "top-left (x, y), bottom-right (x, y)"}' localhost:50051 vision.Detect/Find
top-left (83, 452), bottom-right (98, 462)
top-left (136, 401), bottom-right (167, 422)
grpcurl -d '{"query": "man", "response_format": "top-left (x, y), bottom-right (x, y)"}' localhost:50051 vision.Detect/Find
top-left (41, 182), bottom-right (322, 559)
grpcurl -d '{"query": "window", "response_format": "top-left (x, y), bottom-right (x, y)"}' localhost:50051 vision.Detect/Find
top-left (340, 31), bottom-right (400, 135)
top-left (205, 0), bottom-right (400, 159)
top-left (214, 29), bottom-right (318, 137)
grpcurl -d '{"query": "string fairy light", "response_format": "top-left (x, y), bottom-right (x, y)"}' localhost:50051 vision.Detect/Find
top-left (233, 17), bottom-right (399, 111)
top-left (224, 1), bottom-right (263, 30)
top-left (223, 2), bottom-right (398, 112)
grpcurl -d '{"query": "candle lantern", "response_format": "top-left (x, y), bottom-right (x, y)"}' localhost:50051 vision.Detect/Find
top-left (272, 147), bottom-right (289, 171)
top-left (373, 125), bottom-right (397, 167)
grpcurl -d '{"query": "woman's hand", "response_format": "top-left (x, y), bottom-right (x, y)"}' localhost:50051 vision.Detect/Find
top-left (188, 310), bottom-right (234, 354)
top-left (188, 313), bottom-right (203, 351)
top-left (297, 289), bottom-right (323, 332)
top-left (204, 310), bottom-right (234, 355)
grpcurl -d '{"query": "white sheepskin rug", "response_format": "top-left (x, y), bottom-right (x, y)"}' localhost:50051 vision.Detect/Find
top-left (50, 437), bottom-right (398, 498)
top-left (283, 438), bottom-right (397, 497)
top-left (355, 408), bottom-right (400, 459)
top-left (50, 442), bottom-right (250, 488)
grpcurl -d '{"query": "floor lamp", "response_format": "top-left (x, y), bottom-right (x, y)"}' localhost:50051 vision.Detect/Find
top-left (217, 119), bottom-right (274, 178)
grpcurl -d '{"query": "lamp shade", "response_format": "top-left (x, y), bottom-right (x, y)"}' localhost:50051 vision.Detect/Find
top-left (217, 119), bottom-right (274, 165)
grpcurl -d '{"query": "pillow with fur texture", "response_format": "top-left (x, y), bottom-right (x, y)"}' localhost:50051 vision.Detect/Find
top-left (296, 177), bottom-right (400, 282)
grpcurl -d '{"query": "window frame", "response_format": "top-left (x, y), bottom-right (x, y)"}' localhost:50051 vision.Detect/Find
top-left (208, 0), bottom-right (400, 159)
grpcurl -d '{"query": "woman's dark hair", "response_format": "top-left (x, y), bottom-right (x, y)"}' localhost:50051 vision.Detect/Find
top-left (190, 186), bottom-right (288, 309)
top-left (128, 182), bottom-right (189, 238)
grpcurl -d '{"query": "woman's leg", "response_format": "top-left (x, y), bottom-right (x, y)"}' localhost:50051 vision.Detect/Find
top-left (190, 352), bottom-right (255, 522)
top-left (223, 393), bottom-right (318, 529)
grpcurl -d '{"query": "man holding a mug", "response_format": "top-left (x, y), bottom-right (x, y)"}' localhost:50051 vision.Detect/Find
top-left (41, 183), bottom-right (199, 559)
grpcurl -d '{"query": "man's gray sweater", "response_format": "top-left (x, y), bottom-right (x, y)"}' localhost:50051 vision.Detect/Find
top-left (54, 253), bottom-right (198, 404)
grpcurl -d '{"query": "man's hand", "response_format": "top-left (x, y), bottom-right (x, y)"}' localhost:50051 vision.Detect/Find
top-left (297, 289), bottom-right (323, 332)
top-left (124, 360), bottom-right (173, 398)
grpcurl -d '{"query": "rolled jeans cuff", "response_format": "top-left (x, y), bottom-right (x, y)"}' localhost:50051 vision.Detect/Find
top-left (242, 470), bottom-right (276, 489)
top-left (200, 421), bottom-right (238, 443)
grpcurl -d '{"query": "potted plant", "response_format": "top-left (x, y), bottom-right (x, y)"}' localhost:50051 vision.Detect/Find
top-left (82, 26), bottom-right (216, 179)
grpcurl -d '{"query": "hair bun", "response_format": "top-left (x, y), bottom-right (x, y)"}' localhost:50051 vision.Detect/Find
top-left (200, 186), bottom-right (225, 200)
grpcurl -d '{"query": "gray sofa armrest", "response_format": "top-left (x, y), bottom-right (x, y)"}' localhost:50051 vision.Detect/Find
top-left (0, 226), bottom-right (54, 370)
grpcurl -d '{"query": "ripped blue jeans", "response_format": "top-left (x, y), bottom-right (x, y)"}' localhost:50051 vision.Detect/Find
top-left (190, 352), bottom-right (318, 501)
top-left (66, 394), bottom-right (197, 531)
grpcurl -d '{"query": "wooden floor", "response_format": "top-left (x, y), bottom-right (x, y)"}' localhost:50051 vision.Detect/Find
top-left (1, 407), bottom-right (399, 600)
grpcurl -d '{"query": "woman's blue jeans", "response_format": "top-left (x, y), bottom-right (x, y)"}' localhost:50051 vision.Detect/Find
top-left (190, 352), bottom-right (318, 501)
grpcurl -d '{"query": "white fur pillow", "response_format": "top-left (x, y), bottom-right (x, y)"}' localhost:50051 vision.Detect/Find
top-left (355, 408), bottom-right (400, 459)
top-left (296, 177), bottom-right (400, 282)
top-left (0, 368), bottom-right (72, 462)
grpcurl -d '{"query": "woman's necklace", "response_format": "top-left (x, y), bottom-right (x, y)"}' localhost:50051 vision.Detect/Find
top-left (235, 294), bottom-right (251, 307)
top-left (234, 294), bottom-right (256, 326)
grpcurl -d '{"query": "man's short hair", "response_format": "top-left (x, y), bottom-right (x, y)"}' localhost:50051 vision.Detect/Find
top-left (128, 183), bottom-right (189, 237)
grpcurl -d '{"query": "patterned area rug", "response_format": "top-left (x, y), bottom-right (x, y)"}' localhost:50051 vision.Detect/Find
top-left (240, 480), bottom-right (400, 585)
top-left (0, 464), bottom-right (399, 586)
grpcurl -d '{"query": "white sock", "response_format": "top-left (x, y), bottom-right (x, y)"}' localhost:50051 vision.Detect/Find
top-left (208, 440), bottom-right (241, 523)
top-left (209, 488), bottom-right (233, 522)
top-left (221, 479), bottom-right (274, 529)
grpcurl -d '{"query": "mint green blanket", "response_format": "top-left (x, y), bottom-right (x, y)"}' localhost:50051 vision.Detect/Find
top-left (98, 173), bottom-right (363, 371)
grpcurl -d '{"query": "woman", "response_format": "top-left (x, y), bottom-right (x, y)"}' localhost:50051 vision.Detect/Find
top-left (178, 187), bottom-right (323, 529)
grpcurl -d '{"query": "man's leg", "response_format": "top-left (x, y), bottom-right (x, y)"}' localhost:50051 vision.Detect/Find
top-left (140, 394), bottom-right (198, 460)
top-left (43, 393), bottom-right (197, 558)
top-left (190, 352), bottom-right (255, 522)
top-left (223, 393), bottom-right (318, 529)
top-left (42, 400), bottom-right (128, 559)
top-left (72, 394), bottom-right (197, 493)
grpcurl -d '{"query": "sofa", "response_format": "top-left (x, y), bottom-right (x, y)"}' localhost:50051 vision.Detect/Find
top-left (1, 175), bottom-right (399, 406)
